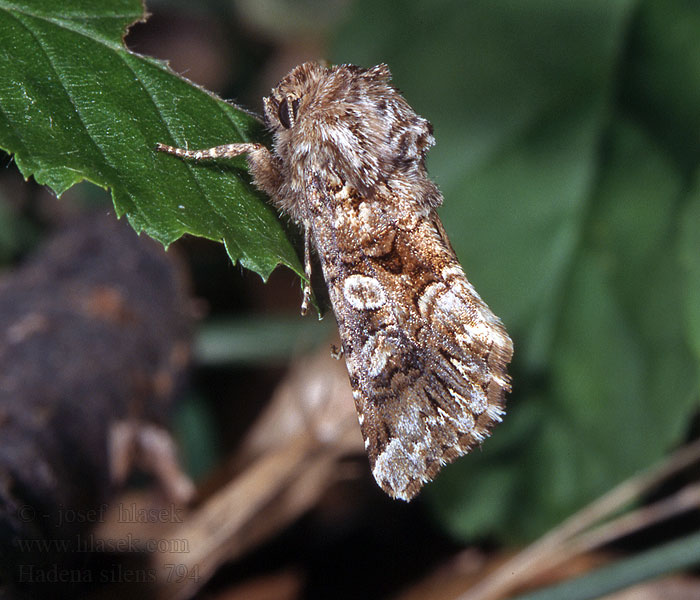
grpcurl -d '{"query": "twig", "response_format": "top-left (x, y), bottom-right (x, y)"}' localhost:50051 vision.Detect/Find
top-left (457, 437), bottom-right (700, 600)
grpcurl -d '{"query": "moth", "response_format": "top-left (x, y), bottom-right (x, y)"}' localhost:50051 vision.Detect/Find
top-left (157, 62), bottom-right (513, 501)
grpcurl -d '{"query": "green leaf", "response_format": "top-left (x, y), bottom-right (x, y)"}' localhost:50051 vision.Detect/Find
top-left (0, 0), bottom-right (302, 280)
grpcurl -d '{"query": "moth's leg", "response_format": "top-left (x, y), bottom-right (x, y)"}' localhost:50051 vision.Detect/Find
top-left (300, 225), bottom-right (313, 316)
top-left (156, 141), bottom-right (282, 199)
top-left (155, 142), bottom-right (263, 161)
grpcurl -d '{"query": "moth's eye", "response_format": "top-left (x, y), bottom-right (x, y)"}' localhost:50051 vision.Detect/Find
top-left (278, 96), bottom-right (300, 129)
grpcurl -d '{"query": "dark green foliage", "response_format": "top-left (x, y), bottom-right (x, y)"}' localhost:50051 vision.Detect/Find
top-left (332, 0), bottom-right (700, 539)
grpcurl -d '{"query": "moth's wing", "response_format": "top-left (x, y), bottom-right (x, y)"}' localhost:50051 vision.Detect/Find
top-left (311, 184), bottom-right (513, 501)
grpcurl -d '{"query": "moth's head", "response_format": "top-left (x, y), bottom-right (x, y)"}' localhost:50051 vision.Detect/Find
top-left (263, 62), bottom-right (324, 134)
top-left (262, 62), bottom-right (394, 134)
top-left (263, 62), bottom-right (434, 193)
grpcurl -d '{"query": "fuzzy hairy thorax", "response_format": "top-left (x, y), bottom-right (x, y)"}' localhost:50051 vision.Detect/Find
top-left (258, 62), bottom-right (441, 223)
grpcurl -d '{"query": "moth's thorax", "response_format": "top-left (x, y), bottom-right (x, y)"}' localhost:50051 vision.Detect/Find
top-left (263, 62), bottom-right (437, 206)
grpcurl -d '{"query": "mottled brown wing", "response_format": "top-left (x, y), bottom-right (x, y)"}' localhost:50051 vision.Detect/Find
top-left (309, 182), bottom-right (513, 501)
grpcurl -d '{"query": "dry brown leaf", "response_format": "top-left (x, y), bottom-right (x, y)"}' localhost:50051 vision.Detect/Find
top-left (151, 340), bottom-right (361, 599)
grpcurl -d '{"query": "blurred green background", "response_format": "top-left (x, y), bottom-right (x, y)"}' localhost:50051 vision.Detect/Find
top-left (327, 0), bottom-right (700, 542)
